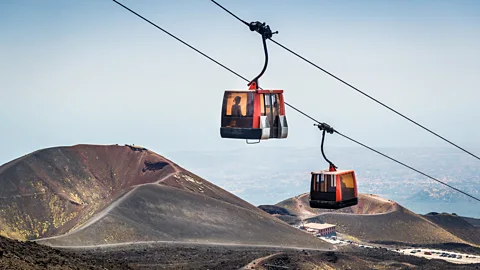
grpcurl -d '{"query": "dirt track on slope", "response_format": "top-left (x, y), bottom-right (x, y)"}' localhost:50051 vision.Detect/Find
top-left (36, 184), bottom-right (333, 250)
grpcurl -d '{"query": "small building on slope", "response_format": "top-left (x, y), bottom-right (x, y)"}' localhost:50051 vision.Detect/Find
top-left (304, 223), bottom-right (336, 237)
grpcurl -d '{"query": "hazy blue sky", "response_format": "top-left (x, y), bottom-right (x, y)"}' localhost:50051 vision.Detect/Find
top-left (1, 0), bottom-right (479, 165)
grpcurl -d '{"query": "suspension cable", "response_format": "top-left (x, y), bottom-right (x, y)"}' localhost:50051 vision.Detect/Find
top-left (111, 0), bottom-right (480, 203)
top-left (209, 0), bottom-right (480, 163)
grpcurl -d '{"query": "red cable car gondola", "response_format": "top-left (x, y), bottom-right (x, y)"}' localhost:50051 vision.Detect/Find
top-left (220, 22), bottom-right (288, 143)
top-left (220, 82), bottom-right (288, 141)
top-left (309, 123), bottom-right (359, 209)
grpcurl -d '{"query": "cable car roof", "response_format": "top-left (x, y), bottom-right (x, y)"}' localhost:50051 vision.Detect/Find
top-left (224, 89), bottom-right (284, 93)
top-left (311, 169), bottom-right (355, 175)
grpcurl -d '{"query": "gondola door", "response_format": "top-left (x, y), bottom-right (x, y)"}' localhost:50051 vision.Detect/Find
top-left (271, 93), bottom-right (281, 138)
top-left (263, 94), bottom-right (273, 138)
top-left (263, 93), bottom-right (281, 138)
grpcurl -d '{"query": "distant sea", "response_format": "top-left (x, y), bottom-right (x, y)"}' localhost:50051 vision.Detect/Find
top-left (377, 193), bottom-right (480, 218)
top-left (167, 146), bottom-right (480, 219)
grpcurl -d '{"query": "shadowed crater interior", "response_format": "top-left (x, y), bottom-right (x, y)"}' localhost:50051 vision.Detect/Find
top-left (142, 161), bottom-right (169, 172)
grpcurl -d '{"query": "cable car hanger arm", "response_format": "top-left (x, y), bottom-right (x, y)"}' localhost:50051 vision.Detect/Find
top-left (247, 22), bottom-right (278, 89)
top-left (314, 123), bottom-right (338, 171)
top-left (211, 0), bottom-right (278, 88)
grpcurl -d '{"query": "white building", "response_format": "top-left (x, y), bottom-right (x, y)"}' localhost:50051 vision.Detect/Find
top-left (303, 223), bottom-right (336, 236)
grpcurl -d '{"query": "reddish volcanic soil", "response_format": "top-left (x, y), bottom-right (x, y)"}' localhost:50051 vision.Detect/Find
top-left (268, 193), bottom-right (467, 245)
top-left (0, 144), bottom-right (180, 240)
top-left (0, 144), bottom-right (332, 250)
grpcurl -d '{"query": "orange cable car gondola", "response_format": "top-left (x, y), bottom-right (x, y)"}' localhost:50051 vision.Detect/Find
top-left (309, 123), bottom-right (359, 209)
top-left (220, 22), bottom-right (288, 143)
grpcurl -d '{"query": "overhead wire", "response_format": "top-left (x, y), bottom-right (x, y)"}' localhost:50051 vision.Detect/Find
top-left (110, 0), bottom-right (480, 203)
top-left (210, 0), bottom-right (480, 163)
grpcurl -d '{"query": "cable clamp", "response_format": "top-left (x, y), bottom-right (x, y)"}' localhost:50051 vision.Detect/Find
top-left (249, 21), bottom-right (278, 39)
top-left (314, 123), bottom-right (335, 134)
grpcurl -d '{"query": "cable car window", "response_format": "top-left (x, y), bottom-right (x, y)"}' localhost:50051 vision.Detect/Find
top-left (312, 174), bottom-right (318, 192)
top-left (246, 95), bottom-right (254, 116)
top-left (276, 94), bottom-right (280, 115)
top-left (272, 94), bottom-right (280, 126)
top-left (260, 94), bottom-right (266, 116)
top-left (340, 173), bottom-right (355, 200)
top-left (316, 176), bottom-right (320, 192)
top-left (221, 91), bottom-right (254, 128)
top-left (264, 94), bottom-right (271, 117)
top-left (224, 92), bottom-right (251, 116)
top-left (326, 174), bottom-right (336, 192)
top-left (311, 174), bottom-right (315, 191)
top-left (319, 174), bottom-right (325, 192)
top-left (340, 173), bottom-right (354, 188)
top-left (264, 93), bottom-right (271, 106)
top-left (275, 93), bottom-right (281, 114)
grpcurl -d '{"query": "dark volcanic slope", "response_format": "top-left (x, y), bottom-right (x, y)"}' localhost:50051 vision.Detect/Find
top-left (1, 144), bottom-right (331, 249)
top-left (258, 205), bottom-right (301, 225)
top-left (37, 184), bottom-right (331, 249)
top-left (271, 193), bottom-right (466, 245)
top-left (462, 216), bottom-right (480, 227)
top-left (0, 235), bottom-right (129, 269)
top-left (5, 235), bottom-right (478, 270)
top-left (424, 213), bottom-right (480, 246)
top-left (256, 246), bottom-right (480, 270)
top-left (0, 144), bottom-right (179, 240)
